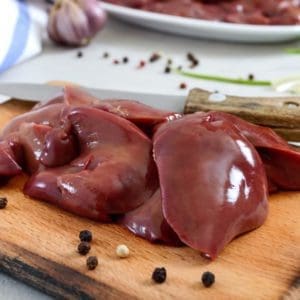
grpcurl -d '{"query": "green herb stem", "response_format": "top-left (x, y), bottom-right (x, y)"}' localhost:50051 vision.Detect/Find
top-left (285, 48), bottom-right (300, 54)
top-left (176, 70), bottom-right (271, 86)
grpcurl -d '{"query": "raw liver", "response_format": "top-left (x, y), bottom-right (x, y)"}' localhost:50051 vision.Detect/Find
top-left (154, 113), bottom-right (269, 259)
top-left (24, 107), bottom-right (158, 221)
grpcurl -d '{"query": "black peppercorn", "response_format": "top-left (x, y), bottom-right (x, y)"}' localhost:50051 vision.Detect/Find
top-left (164, 66), bottom-right (171, 74)
top-left (78, 242), bottom-right (91, 255)
top-left (201, 271), bottom-right (215, 287)
top-left (248, 73), bottom-right (254, 80)
top-left (187, 52), bottom-right (199, 68)
top-left (167, 59), bottom-right (172, 65)
top-left (86, 256), bottom-right (98, 270)
top-left (152, 267), bottom-right (167, 283)
top-left (0, 197), bottom-right (7, 209)
top-left (103, 52), bottom-right (109, 58)
top-left (123, 57), bottom-right (129, 63)
top-left (77, 51), bottom-right (83, 58)
top-left (187, 52), bottom-right (195, 61)
top-left (79, 230), bottom-right (92, 242)
top-left (190, 60), bottom-right (199, 68)
top-left (187, 52), bottom-right (197, 62)
top-left (149, 53), bottom-right (161, 63)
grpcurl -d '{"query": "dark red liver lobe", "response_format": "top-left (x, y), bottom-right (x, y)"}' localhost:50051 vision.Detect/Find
top-left (16, 122), bottom-right (78, 174)
top-left (204, 111), bottom-right (300, 191)
top-left (2, 90), bottom-right (299, 258)
top-left (37, 86), bottom-right (180, 134)
top-left (0, 140), bottom-right (22, 178)
top-left (121, 189), bottom-right (183, 246)
top-left (1, 104), bottom-right (67, 138)
top-left (1, 103), bottom-right (77, 173)
top-left (18, 123), bottom-right (52, 174)
top-left (24, 107), bottom-right (158, 221)
top-left (154, 113), bottom-right (268, 259)
top-left (104, 0), bottom-right (300, 25)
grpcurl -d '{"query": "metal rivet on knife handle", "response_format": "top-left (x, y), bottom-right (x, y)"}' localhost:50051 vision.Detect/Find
top-left (184, 88), bottom-right (300, 131)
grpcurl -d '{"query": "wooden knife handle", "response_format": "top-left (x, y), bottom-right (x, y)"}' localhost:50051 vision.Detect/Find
top-left (184, 88), bottom-right (300, 141)
top-left (272, 128), bottom-right (300, 142)
top-left (185, 88), bottom-right (300, 128)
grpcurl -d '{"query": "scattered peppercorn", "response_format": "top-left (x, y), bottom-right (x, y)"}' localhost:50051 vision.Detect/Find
top-left (77, 51), bottom-right (83, 58)
top-left (78, 241), bottom-right (91, 255)
top-left (187, 52), bottom-right (199, 68)
top-left (149, 53), bottom-right (161, 63)
top-left (138, 60), bottom-right (146, 68)
top-left (167, 59), bottom-right (172, 65)
top-left (179, 82), bottom-right (187, 89)
top-left (189, 60), bottom-right (199, 68)
top-left (123, 57), bottom-right (129, 63)
top-left (164, 66), bottom-right (171, 74)
top-left (248, 73), bottom-right (255, 80)
top-left (0, 197), bottom-right (7, 209)
top-left (201, 271), bottom-right (215, 287)
top-left (79, 230), bottom-right (92, 242)
top-left (187, 52), bottom-right (196, 61)
top-left (116, 244), bottom-right (130, 258)
top-left (113, 59), bottom-right (120, 65)
top-left (152, 267), bottom-right (167, 284)
top-left (103, 52), bottom-right (109, 58)
top-left (86, 256), bottom-right (98, 270)
top-left (177, 65), bottom-right (183, 71)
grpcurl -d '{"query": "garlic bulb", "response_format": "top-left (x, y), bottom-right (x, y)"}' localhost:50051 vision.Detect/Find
top-left (47, 0), bottom-right (107, 46)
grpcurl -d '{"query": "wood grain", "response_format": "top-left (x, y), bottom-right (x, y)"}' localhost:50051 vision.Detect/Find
top-left (282, 275), bottom-right (300, 300)
top-left (185, 88), bottom-right (300, 141)
top-left (0, 240), bottom-right (129, 300)
top-left (0, 101), bottom-right (299, 300)
top-left (271, 128), bottom-right (300, 142)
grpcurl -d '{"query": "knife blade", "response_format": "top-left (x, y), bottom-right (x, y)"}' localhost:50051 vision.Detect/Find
top-left (0, 83), bottom-right (186, 112)
top-left (1, 82), bottom-right (300, 142)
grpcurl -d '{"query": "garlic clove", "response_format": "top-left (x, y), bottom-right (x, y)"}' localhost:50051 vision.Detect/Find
top-left (56, 1), bottom-right (90, 45)
top-left (47, 0), bottom-right (107, 47)
top-left (80, 0), bottom-right (107, 31)
top-left (47, 4), bottom-right (61, 43)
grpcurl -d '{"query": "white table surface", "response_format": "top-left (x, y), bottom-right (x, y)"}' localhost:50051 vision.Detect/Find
top-left (0, 16), bottom-right (299, 300)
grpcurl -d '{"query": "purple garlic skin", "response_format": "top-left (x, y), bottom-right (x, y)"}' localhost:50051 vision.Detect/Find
top-left (47, 0), bottom-right (107, 46)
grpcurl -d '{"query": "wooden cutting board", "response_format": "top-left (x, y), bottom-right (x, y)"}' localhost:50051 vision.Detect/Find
top-left (0, 101), bottom-right (299, 300)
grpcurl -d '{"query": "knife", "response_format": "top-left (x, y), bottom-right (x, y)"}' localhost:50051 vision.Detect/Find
top-left (0, 83), bottom-right (186, 112)
top-left (0, 82), bottom-right (300, 142)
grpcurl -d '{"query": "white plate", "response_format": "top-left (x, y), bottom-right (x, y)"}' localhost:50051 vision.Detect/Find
top-left (102, 3), bottom-right (300, 43)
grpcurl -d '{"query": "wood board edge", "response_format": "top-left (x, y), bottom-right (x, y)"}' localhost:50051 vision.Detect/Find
top-left (0, 240), bottom-right (132, 300)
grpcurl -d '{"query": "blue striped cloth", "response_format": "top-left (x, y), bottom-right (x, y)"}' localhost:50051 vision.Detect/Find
top-left (0, 0), bottom-right (47, 73)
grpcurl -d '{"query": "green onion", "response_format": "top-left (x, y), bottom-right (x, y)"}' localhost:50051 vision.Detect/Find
top-left (285, 48), bottom-right (300, 54)
top-left (176, 69), bottom-right (271, 86)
